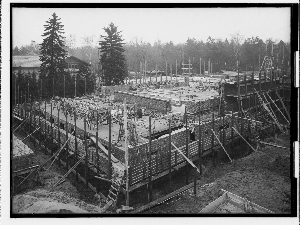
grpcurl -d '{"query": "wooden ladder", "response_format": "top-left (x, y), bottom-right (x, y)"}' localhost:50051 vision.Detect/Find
top-left (106, 164), bottom-right (125, 207)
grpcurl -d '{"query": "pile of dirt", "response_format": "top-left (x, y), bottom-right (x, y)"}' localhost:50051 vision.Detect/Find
top-left (13, 189), bottom-right (104, 214)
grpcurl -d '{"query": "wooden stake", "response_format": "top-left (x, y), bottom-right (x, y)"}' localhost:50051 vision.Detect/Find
top-left (185, 106), bottom-right (189, 184)
top-left (96, 111), bottom-right (99, 191)
top-left (29, 101), bottom-right (32, 142)
top-left (124, 98), bottom-right (130, 206)
top-left (44, 101), bottom-right (47, 154)
top-left (148, 115), bottom-right (152, 203)
top-left (108, 110), bottom-right (112, 179)
top-left (198, 102), bottom-right (202, 175)
top-left (193, 167), bottom-right (197, 195)
top-left (74, 110), bottom-right (78, 182)
top-left (39, 101), bottom-right (41, 148)
top-left (231, 110), bottom-right (234, 155)
top-left (211, 109), bottom-right (215, 167)
top-left (84, 117), bottom-right (88, 189)
top-left (50, 101), bottom-right (53, 155)
top-left (156, 63), bottom-right (158, 83)
top-left (66, 112), bottom-right (69, 169)
top-left (244, 73), bottom-right (247, 108)
top-left (165, 62), bottom-right (168, 81)
top-left (259, 70), bottom-right (262, 96)
top-left (200, 58), bottom-right (202, 75)
top-left (140, 62), bottom-right (142, 84)
top-left (176, 60), bottom-right (178, 82)
top-left (170, 63), bottom-right (173, 82)
top-left (57, 107), bottom-right (61, 167)
top-left (168, 118), bottom-right (172, 191)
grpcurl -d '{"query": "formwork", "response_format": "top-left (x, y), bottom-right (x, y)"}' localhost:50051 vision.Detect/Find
top-left (13, 98), bottom-right (253, 194)
top-left (12, 70), bottom-right (291, 207)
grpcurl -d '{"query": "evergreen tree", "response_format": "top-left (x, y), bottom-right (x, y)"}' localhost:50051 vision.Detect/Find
top-left (39, 12), bottom-right (67, 97)
top-left (99, 23), bottom-right (127, 86)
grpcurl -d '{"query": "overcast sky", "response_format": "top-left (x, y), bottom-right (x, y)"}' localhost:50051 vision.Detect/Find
top-left (13, 7), bottom-right (291, 47)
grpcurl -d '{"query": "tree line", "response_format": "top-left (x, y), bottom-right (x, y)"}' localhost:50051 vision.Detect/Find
top-left (12, 12), bottom-right (291, 105)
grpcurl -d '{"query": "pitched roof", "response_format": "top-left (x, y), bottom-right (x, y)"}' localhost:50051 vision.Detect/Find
top-left (12, 55), bottom-right (89, 68)
top-left (12, 55), bottom-right (41, 68)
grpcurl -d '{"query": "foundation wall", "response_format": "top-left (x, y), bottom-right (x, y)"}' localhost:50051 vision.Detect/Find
top-left (114, 91), bottom-right (171, 113)
top-left (184, 97), bottom-right (220, 114)
top-left (102, 85), bottom-right (131, 95)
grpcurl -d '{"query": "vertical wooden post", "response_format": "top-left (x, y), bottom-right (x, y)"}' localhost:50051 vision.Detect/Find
top-left (50, 101), bottom-right (53, 155)
top-left (259, 70), bottom-right (262, 96)
top-left (32, 102), bottom-right (35, 146)
top-left (160, 64), bottom-right (163, 83)
top-left (237, 70), bottom-right (241, 113)
top-left (212, 109), bottom-right (215, 167)
top-left (165, 61), bottom-right (168, 81)
top-left (198, 102), bottom-right (202, 175)
top-left (168, 118), bottom-right (172, 192)
top-left (193, 167), bottom-right (197, 195)
top-left (156, 63), bottom-right (158, 83)
top-left (231, 110), bottom-right (234, 155)
top-left (58, 107), bottom-right (61, 167)
top-left (108, 110), bottom-right (112, 180)
top-left (39, 101), bottom-right (41, 147)
top-left (270, 66), bottom-right (273, 88)
top-left (140, 61), bottom-right (142, 84)
top-left (148, 115), bottom-right (152, 203)
top-left (204, 61), bottom-right (206, 74)
top-left (96, 111), bottom-right (99, 191)
top-left (188, 58), bottom-right (191, 77)
top-left (200, 58), bottom-right (202, 75)
top-left (145, 59), bottom-right (147, 83)
top-left (176, 60), bottom-right (178, 82)
top-left (264, 69), bottom-right (267, 91)
top-left (255, 94), bottom-right (258, 121)
top-left (244, 73), bottom-right (247, 108)
top-left (44, 100), bottom-right (47, 154)
top-left (29, 101), bottom-right (32, 142)
top-left (185, 106), bottom-right (189, 184)
top-left (222, 116), bottom-right (225, 147)
top-left (170, 63), bottom-right (173, 82)
top-left (66, 112), bottom-right (69, 169)
top-left (124, 99), bottom-right (130, 206)
top-left (84, 117), bottom-right (88, 189)
top-left (74, 110), bottom-right (78, 182)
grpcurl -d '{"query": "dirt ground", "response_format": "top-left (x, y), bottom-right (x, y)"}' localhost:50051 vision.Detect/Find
top-left (12, 131), bottom-right (106, 214)
top-left (144, 133), bottom-right (292, 214)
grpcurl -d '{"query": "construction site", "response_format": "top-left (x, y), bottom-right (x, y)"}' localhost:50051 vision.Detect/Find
top-left (11, 55), bottom-right (292, 214)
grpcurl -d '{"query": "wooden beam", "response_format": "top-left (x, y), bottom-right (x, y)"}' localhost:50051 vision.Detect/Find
top-left (211, 129), bottom-right (232, 163)
top-left (171, 142), bottom-right (200, 174)
top-left (124, 98), bottom-right (130, 206)
top-left (259, 141), bottom-right (289, 149)
top-left (232, 127), bottom-right (257, 152)
top-left (130, 181), bottom-right (196, 214)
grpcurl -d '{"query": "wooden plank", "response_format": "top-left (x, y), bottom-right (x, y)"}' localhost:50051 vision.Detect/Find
top-left (130, 181), bottom-right (196, 214)
top-left (259, 141), bottom-right (289, 149)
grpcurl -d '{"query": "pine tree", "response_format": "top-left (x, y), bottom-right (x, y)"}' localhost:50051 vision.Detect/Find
top-left (39, 13), bottom-right (67, 97)
top-left (99, 23), bottom-right (127, 86)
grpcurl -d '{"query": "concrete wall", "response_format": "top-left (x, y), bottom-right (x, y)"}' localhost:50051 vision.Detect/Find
top-left (114, 91), bottom-right (171, 113)
top-left (102, 85), bottom-right (131, 95)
